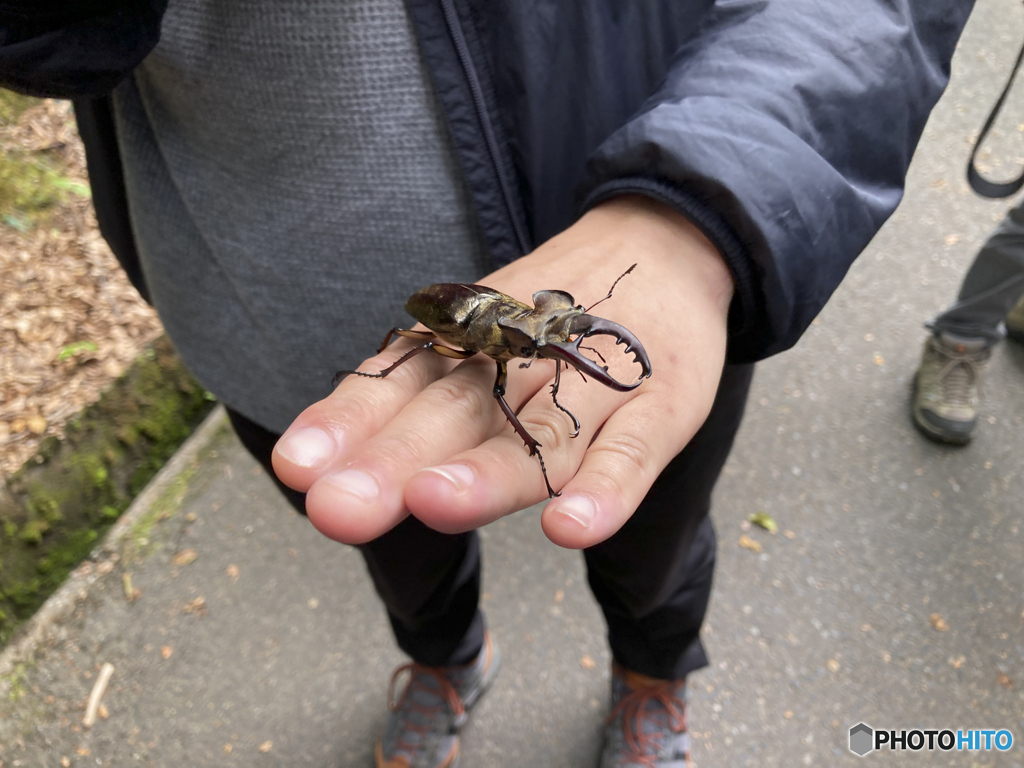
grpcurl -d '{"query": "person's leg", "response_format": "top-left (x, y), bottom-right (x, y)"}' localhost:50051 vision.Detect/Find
top-left (589, 363), bottom-right (754, 768)
top-left (584, 362), bottom-right (754, 681)
top-left (929, 201), bottom-right (1024, 344)
top-left (224, 407), bottom-right (484, 666)
top-left (913, 201), bottom-right (1024, 443)
top-left (225, 406), bottom-right (494, 768)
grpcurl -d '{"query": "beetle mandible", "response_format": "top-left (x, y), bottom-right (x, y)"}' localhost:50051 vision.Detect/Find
top-left (333, 264), bottom-right (652, 498)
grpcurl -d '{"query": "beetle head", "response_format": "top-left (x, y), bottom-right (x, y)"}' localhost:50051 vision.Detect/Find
top-left (538, 313), bottom-right (652, 391)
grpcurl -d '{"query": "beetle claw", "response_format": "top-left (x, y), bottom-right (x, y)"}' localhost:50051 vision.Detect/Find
top-left (539, 314), bottom-right (652, 390)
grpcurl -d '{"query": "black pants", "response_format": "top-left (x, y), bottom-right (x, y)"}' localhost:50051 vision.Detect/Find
top-left (227, 362), bottom-right (755, 680)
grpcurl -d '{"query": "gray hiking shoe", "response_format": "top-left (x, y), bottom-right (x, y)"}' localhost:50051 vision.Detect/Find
top-left (598, 662), bottom-right (691, 768)
top-left (912, 332), bottom-right (990, 444)
top-left (375, 632), bottom-right (499, 768)
top-left (1007, 294), bottom-right (1024, 344)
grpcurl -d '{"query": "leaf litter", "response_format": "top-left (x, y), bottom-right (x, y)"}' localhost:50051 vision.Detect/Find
top-left (0, 97), bottom-right (162, 479)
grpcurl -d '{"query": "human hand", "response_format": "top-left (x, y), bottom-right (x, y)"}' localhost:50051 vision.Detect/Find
top-left (271, 196), bottom-right (734, 549)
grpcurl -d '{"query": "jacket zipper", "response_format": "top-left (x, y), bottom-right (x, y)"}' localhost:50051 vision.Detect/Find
top-left (439, 0), bottom-right (530, 257)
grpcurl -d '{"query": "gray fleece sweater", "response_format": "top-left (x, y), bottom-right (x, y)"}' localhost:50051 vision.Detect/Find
top-left (112, 0), bottom-right (491, 433)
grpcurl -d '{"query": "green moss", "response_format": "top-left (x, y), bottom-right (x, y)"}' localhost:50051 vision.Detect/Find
top-left (25, 488), bottom-right (61, 525)
top-left (0, 91), bottom-right (35, 124)
top-left (36, 530), bottom-right (98, 575)
top-left (123, 467), bottom-right (195, 566)
top-left (0, 336), bottom-right (216, 646)
top-left (0, 153), bottom-right (65, 214)
top-left (19, 520), bottom-right (48, 546)
top-left (4, 663), bottom-right (28, 702)
top-left (116, 424), bottom-right (139, 447)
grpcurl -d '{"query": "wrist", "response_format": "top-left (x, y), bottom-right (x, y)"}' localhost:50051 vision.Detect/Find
top-left (586, 195), bottom-right (736, 318)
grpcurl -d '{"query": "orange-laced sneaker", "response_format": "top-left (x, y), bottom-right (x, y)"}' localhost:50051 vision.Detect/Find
top-left (376, 632), bottom-right (499, 768)
top-left (598, 662), bottom-right (691, 768)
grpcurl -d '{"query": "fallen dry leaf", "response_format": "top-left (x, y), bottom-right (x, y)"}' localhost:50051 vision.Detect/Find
top-left (224, 744), bottom-right (233, 755)
top-left (827, 658), bottom-right (840, 672)
top-left (183, 596), bottom-right (207, 615)
top-left (929, 613), bottom-right (949, 632)
top-left (307, 598), bottom-right (319, 610)
top-left (580, 655), bottom-right (596, 670)
top-left (998, 673), bottom-right (1013, 689)
top-left (784, 710), bottom-right (794, 719)
top-left (949, 656), bottom-right (965, 669)
top-left (98, 704), bottom-right (109, 720)
top-left (226, 564), bottom-right (240, 581)
top-left (873, 354), bottom-right (885, 366)
top-left (259, 740), bottom-right (273, 753)
top-left (738, 535), bottom-right (762, 553)
top-left (554, 589), bottom-right (564, 604)
top-left (160, 646), bottom-right (173, 660)
top-left (61, 758), bottom-right (71, 767)
top-left (944, 233), bottom-right (960, 246)
top-left (171, 548), bottom-right (197, 566)
top-left (783, 530), bottom-right (796, 540)
top-left (185, 512), bottom-right (197, 522)
top-left (76, 747), bottom-right (90, 757)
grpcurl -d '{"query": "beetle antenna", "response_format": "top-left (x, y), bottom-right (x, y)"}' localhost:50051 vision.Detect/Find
top-left (585, 263), bottom-right (636, 313)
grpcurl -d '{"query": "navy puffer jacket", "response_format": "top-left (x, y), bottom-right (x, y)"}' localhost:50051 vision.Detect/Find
top-left (0, 0), bottom-right (974, 362)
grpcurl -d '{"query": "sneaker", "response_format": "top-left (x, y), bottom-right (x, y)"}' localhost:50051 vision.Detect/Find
top-left (598, 662), bottom-right (691, 768)
top-left (1007, 293), bottom-right (1024, 344)
top-left (376, 633), bottom-right (500, 768)
top-left (911, 332), bottom-right (990, 444)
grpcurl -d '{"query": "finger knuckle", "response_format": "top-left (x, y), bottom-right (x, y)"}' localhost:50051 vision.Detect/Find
top-left (590, 431), bottom-right (652, 477)
top-left (425, 375), bottom-right (492, 423)
top-left (521, 407), bottom-right (573, 455)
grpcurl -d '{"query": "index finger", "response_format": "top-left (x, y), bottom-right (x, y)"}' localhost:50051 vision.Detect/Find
top-left (271, 336), bottom-right (457, 492)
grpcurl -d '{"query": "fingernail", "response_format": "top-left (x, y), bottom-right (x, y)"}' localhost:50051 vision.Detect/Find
top-left (552, 495), bottom-right (596, 529)
top-left (323, 469), bottom-right (380, 502)
top-left (424, 463), bottom-right (476, 491)
top-left (276, 427), bottom-right (337, 468)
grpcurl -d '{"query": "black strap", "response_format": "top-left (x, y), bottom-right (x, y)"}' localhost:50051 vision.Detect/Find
top-left (967, 35), bottom-right (1024, 198)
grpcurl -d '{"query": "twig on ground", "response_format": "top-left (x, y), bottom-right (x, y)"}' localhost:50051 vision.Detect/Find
top-left (82, 662), bottom-right (114, 727)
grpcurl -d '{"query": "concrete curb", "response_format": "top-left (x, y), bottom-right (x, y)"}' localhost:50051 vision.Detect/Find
top-left (0, 404), bottom-right (229, 680)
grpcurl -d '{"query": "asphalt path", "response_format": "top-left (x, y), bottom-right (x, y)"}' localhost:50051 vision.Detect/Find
top-left (1, 2), bottom-right (1023, 765)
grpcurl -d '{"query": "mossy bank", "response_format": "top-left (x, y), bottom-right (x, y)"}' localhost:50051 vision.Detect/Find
top-left (0, 337), bottom-right (216, 646)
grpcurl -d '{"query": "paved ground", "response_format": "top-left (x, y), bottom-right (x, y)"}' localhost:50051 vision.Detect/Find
top-left (2, 2), bottom-right (1024, 766)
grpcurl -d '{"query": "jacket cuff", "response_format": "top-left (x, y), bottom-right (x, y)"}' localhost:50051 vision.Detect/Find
top-left (580, 176), bottom-right (766, 364)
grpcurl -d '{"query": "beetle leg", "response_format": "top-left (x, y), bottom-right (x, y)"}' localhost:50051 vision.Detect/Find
top-left (333, 340), bottom-right (473, 387)
top-left (578, 344), bottom-right (607, 364)
top-left (492, 361), bottom-right (560, 498)
top-left (518, 353), bottom-right (538, 370)
top-left (550, 361), bottom-right (581, 438)
top-left (377, 327), bottom-right (437, 354)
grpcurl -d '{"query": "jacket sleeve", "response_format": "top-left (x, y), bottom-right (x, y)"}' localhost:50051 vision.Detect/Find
top-left (579, 0), bottom-right (974, 363)
top-left (0, 0), bottom-right (167, 99)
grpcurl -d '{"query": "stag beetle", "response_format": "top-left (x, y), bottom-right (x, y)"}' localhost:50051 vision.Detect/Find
top-left (333, 265), bottom-right (652, 498)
